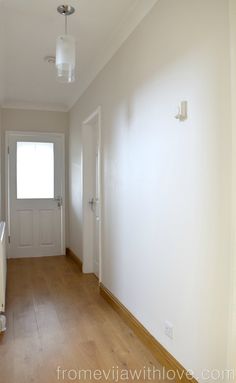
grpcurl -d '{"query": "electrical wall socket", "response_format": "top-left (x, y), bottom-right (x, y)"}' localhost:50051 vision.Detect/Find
top-left (164, 321), bottom-right (174, 340)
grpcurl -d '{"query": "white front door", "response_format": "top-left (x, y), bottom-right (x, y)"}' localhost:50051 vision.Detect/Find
top-left (6, 132), bottom-right (65, 259)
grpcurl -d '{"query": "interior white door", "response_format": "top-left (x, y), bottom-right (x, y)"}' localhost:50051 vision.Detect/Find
top-left (82, 109), bottom-right (101, 278)
top-left (7, 132), bottom-right (65, 258)
top-left (92, 138), bottom-right (100, 277)
top-left (86, 122), bottom-right (100, 277)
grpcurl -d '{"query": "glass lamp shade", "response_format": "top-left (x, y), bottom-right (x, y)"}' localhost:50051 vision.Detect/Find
top-left (56, 35), bottom-right (75, 83)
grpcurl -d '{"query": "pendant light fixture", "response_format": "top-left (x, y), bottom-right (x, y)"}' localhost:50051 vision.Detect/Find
top-left (56, 5), bottom-right (76, 83)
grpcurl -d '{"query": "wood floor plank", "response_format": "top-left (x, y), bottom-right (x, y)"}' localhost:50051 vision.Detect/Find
top-left (0, 256), bottom-right (170, 383)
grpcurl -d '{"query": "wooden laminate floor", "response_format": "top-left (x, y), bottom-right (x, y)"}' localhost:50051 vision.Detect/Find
top-left (0, 256), bottom-right (169, 383)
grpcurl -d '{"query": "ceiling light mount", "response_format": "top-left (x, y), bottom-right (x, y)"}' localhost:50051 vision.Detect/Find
top-left (44, 55), bottom-right (56, 64)
top-left (57, 5), bottom-right (75, 16)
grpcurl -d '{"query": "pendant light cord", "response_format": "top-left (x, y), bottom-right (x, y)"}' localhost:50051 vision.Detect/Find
top-left (65, 15), bottom-right (68, 35)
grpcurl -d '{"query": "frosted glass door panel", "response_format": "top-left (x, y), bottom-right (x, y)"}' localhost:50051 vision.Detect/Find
top-left (17, 142), bottom-right (54, 199)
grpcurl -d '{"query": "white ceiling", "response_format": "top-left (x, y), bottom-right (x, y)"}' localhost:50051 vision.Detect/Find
top-left (0, 0), bottom-right (158, 112)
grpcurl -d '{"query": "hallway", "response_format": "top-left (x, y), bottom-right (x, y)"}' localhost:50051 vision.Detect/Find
top-left (0, 256), bottom-right (168, 382)
top-left (0, 0), bottom-right (235, 378)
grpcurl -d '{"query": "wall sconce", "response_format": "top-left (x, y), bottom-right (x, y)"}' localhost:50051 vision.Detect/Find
top-left (175, 101), bottom-right (188, 121)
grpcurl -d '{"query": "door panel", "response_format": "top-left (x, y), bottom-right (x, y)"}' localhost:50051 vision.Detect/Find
top-left (39, 209), bottom-right (54, 246)
top-left (17, 210), bottom-right (33, 247)
top-left (7, 132), bottom-right (65, 259)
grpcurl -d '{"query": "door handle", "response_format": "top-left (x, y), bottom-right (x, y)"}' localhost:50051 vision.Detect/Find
top-left (54, 196), bottom-right (63, 208)
top-left (88, 198), bottom-right (95, 211)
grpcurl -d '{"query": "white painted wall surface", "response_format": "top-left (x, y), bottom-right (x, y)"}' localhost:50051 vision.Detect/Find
top-left (0, 11), bottom-right (5, 106)
top-left (1, 108), bottom-right (69, 245)
top-left (229, 0), bottom-right (236, 373)
top-left (0, 10), bottom-right (4, 220)
top-left (0, 107), bottom-right (2, 219)
top-left (69, 0), bottom-right (232, 378)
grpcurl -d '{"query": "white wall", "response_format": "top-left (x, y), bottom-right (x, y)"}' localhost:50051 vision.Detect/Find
top-left (69, 0), bottom-right (232, 379)
top-left (0, 10), bottom-right (5, 105)
top-left (0, 107), bottom-right (2, 219)
top-left (0, 11), bottom-right (4, 220)
top-left (1, 108), bottom-right (69, 244)
top-left (229, 0), bottom-right (236, 372)
top-left (69, 110), bottom-right (83, 259)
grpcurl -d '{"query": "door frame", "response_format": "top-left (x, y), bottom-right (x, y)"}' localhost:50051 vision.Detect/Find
top-left (5, 131), bottom-right (66, 257)
top-left (82, 107), bottom-right (102, 281)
